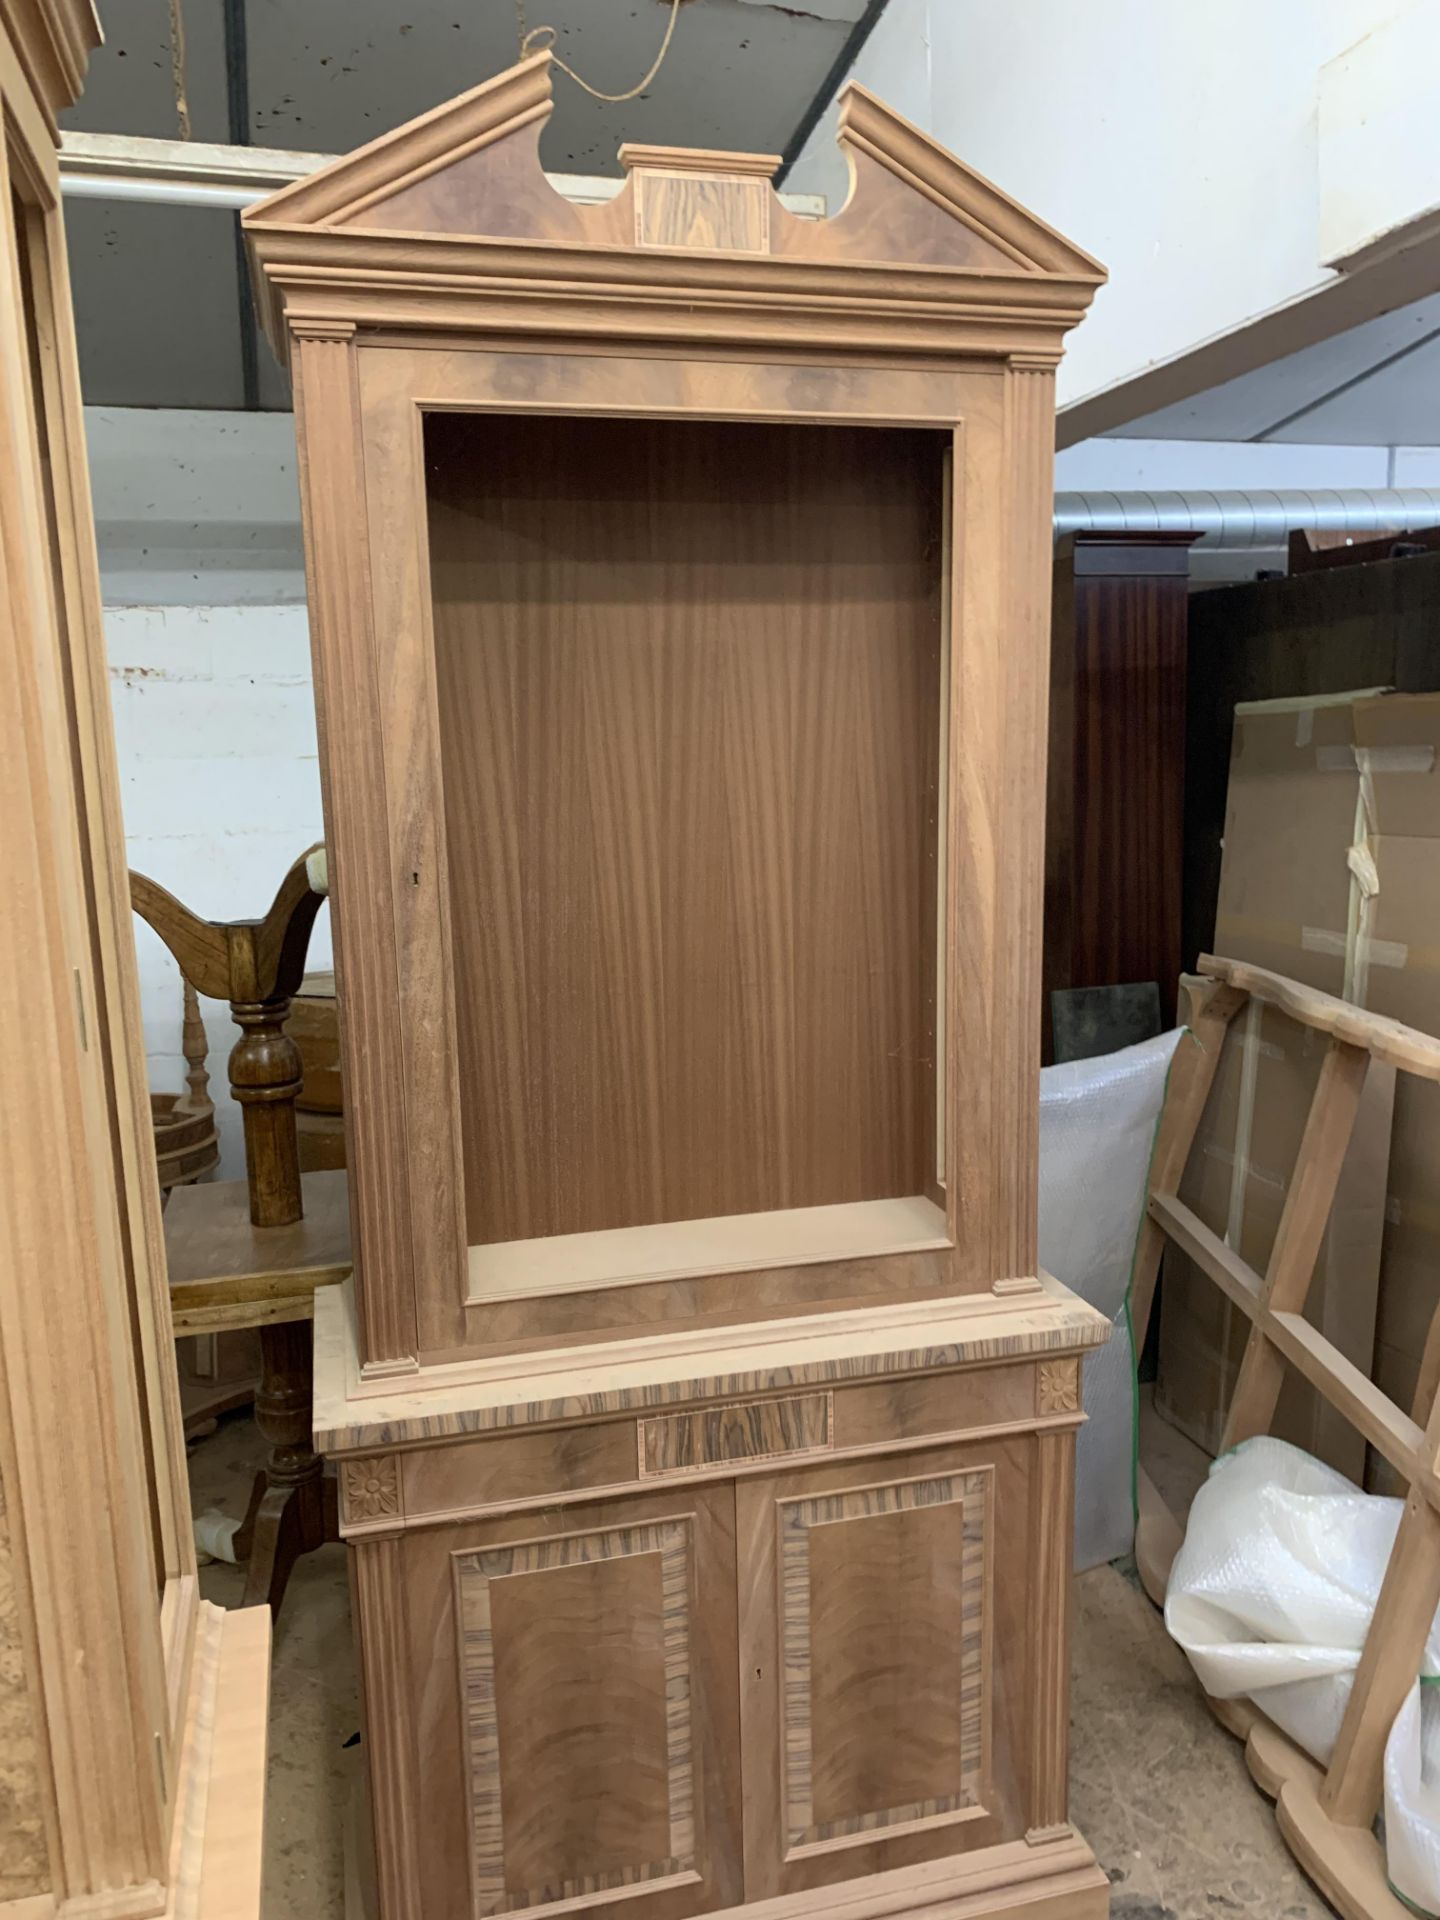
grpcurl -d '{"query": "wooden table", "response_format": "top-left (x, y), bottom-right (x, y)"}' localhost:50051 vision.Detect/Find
top-left (167, 1168), bottom-right (352, 1615)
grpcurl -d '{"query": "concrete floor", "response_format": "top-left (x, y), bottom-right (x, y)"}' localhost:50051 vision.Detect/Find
top-left (1071, 1412), bottom-right (1328, 1920)
top-left (189, 1397), bottom-right (1333, 1920)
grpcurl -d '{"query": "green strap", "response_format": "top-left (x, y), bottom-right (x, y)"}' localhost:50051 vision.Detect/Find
top-left (1120, 1031), bottom-right (1191, 1533)
top-left (1388, 1875), bottom-right (1440, 1919)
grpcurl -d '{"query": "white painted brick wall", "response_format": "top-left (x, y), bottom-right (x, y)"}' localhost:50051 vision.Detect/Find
top-left (108, 602), bottom-right (331, 1180)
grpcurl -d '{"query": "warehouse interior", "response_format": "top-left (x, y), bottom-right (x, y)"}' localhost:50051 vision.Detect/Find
top-left (7, 6), bottom-right (1440, 1920)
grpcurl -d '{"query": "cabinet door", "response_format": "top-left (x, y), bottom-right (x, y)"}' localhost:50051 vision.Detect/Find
top-left (737, 1433), bottom-right (1061, 1899)
top-left (380, 1480), bottom-right (743, 1920)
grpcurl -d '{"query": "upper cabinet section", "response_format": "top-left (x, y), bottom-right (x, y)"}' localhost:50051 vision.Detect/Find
top-left (244, 50), bottom-right (1105, 367)
top-left (244, 55), bottom-right (1105, 1371)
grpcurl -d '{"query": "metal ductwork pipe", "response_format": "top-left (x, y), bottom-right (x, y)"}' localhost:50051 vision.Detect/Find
top-left (1053, 488), bottom-right (1440, 549)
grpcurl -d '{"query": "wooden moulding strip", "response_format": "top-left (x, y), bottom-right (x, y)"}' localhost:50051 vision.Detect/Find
top-left (678, 1829), bottom-right (1106, 1920)
top-left (167, 1601), bottom-right (271, 1920)
top-left (244, 218), bottom-right (1105, 311)
top-left (311, 1277), bottom-right (1111, 1452)
top-left (617, 143), bottom-right (781, 177)
top-left (239, 51), bottom-right (556, 230)
top-left (1199, 953), bottom-right (1440, 1082)
top-left (465, 1197), bottom-right (951, 1303)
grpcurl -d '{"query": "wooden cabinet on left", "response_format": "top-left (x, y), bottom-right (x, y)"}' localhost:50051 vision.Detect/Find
top-left (0, 7), bottom-right (271, 1920)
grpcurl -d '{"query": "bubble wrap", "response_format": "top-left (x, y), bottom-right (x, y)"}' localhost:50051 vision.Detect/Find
top-left (1038, 1027), bottom-right (1181, 1570)
top-left (1166, 1435), bottom-right (1440, 1914)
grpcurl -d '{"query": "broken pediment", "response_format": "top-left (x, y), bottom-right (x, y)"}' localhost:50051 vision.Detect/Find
top-left (243, 48), bottom-right (1105, 284)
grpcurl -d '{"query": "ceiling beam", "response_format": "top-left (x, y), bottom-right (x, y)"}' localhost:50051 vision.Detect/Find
top-left (776, 0), bottom-right (889, 187)
top-left (1058, 219), bottom-right (1440, 449)
top-left (222, 0), bottom-right (259, 411)
top-left (59, 130), bottom-right (325, 205)
top-left (57, 132), bottom-right (826, 216)
top-left (1253, 321), bottom-right (1440, 441)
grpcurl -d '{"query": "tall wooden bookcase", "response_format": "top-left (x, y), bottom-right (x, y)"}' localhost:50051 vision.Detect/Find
top-left (247, 53), bottom-right (1110, 1920)
top-left (0, 5), bottom-right (269, 1919)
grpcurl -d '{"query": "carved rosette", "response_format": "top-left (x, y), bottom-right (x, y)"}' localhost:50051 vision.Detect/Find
top-left (1036, 1359), bottom-right (1080, 1416)
top-left (341, 1455), bottom-right (401, 1525)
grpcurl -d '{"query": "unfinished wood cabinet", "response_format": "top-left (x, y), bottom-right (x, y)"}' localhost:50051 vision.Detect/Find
top-left (0, 6), bottom-right (269, 1919)
top-left (247, 49), bottom-right (1108, 1920)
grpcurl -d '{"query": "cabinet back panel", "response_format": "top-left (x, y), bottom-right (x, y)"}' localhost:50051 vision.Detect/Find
top-left (427, 414), bottom-right (943, 1249)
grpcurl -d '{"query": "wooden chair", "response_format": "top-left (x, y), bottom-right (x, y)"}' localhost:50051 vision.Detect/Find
top-left (150, 975), bottom-right (220, 1196)
top-left (1135, 952), bottom-right (1440, 1920)
top-left (132, 845), bottom-right (329, 1226)
top-left (132, 844), bottom-right (349, 1615)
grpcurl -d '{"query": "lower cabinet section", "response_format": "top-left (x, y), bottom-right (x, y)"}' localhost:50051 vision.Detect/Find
top-left (352, 1428), bottom-right (1074, 1920)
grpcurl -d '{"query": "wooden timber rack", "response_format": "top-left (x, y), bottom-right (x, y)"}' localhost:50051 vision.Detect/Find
top-left (1133, 952), bottom-right (1440, 1920)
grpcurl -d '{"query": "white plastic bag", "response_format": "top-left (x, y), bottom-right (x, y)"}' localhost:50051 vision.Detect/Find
top-left (1038, 1027), bottom-right (1181, 1569)
top-left (1166, 1435), bottom-right (1440, 1914)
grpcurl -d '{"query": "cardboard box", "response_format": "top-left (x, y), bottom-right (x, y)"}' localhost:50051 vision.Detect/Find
top-left (1156, 688), bottom-right (1440, 1481)
top-left (1337, 697), bottom-right (1440, 1429)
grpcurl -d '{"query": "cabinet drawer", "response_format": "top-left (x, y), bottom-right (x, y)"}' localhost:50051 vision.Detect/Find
top-left (639, 1392), bottom-right (833, 1477)
top-left (833, 1362), bottom-right (1035, 1447)
top-left (399, 1420), bottom-right (637, 1521)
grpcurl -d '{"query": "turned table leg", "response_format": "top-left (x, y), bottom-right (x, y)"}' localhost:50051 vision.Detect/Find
top-left (229, 995), bottom-right (304, 1230)
top-left (234, 1317), bottom-right (338, 1616)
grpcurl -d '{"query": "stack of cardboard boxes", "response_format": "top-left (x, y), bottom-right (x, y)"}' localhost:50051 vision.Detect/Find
top-left (1158, 689), bottom-right (1440, 1484)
